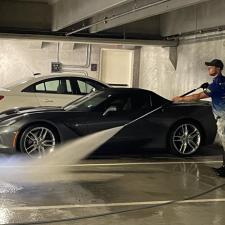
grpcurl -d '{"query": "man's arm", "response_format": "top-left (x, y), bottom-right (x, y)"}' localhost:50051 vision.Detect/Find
top-left (172, 92), bottom-right (209, 102)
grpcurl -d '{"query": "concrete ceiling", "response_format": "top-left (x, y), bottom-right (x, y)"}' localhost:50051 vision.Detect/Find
top-left (0, 0), bottom-right (224, 42)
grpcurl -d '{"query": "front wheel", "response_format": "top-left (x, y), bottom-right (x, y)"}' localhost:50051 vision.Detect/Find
top-left (19, 125), bottom-right (57, 158)
top-left (169, 122), bottom-right (202, 156)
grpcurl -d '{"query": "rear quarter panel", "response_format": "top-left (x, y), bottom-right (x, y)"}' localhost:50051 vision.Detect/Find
top-left (154, 104), bottom-right (216, 147)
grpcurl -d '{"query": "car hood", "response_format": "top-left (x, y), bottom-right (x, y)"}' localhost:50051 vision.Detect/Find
top-left (0, 106), bottom-right (64, 121)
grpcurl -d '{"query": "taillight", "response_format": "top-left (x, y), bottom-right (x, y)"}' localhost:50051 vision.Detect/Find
top-left (0, 96), bottom-right (4, 100)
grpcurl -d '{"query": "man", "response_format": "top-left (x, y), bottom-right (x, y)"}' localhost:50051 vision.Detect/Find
top-left (173, 59), bottom-right (225, 177)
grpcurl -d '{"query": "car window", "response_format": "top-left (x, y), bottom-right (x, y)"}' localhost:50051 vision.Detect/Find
top-left (36, 83), bottom-right (45, 91)
top-left (64, 91), bottom-right (153, 113)
top-left (103, 96), bottom-right (131, 112)
top-left (150, 92), bottom-right (169, 107)
top-left (45, 80), bottom-right (60, 92)
top-left (64, 91), bottom-right (108, 111)
top-left (94, 93), bottom-right (151, 113)
top-left (130, 93), bottom-right (152, 110)
top-left (77, 80), bottom-right (95, 94)
top-left (69, 78), bottom-right (107, 95)
top-left (23, 78), bottom-right (74, 94)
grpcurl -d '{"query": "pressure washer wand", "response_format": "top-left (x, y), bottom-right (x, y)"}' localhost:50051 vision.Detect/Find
top-left (180, 87), bottom-right (201, 97)
top-left (180, 82), bottom-right (208, 97)
top-left (124, 82), bottom-right (209, 128)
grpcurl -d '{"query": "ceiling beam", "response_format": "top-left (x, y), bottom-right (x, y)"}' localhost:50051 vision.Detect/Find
top-left (0, 0), bottom-right (51, 30)
top-left (161, 0), bottom-right (225, 36)
top-left (0, 33), bottom-right (178, 47)
top-left (89, 0), bottom-right (210, 34)
top-left (52, 0), bottom-right (133, 31)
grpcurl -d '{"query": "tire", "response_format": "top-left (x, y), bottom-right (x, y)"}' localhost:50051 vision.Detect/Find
top-left (168, 121), bottom-right (202, 156)
top-left (19, 124), bottom-right (58, 158)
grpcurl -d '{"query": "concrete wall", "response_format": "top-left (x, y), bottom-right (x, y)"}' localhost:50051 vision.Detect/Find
top-left (2, 36), bottom-right (225, 101)
top-left (0, 40), bottom-right (102, 86)
top-left (0, 39), bottom-right (140, 88)
top-left (139, 46), bottom-right (175, 99)
top-left (139, 38), bottom-right (225, 99)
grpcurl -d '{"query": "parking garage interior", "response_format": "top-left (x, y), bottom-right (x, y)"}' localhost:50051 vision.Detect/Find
top-left (1, 0), bottom-right (225, 224)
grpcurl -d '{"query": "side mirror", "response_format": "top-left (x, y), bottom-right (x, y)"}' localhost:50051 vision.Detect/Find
top-left (103, 106), bottom-right (117, 116)
top-left (90, 88), bottom-right (96, 93)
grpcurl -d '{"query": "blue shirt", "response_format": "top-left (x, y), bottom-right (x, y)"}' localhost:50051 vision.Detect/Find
top-left (204, 73), bottom-right (225, 118)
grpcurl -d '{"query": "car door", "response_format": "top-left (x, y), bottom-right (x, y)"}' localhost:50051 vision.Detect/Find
top-left (85, 92), bottom-right (153, 141)
top-left (34, 78), bottom-right (79, 107)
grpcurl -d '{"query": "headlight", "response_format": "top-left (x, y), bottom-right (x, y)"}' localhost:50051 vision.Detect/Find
top-left (0, 119), bottom-right (17, 127)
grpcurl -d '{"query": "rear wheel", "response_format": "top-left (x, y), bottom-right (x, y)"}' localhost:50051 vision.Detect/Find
top-left (19, 125), bottom-right (57, 158)
top-left (169, 122), bottom-right (202, 156)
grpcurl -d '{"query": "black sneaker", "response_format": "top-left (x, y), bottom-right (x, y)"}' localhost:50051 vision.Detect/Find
top-left (213, 165), bottom-right (225, 172)
top-left (213, 166), bottom-right (225, 177)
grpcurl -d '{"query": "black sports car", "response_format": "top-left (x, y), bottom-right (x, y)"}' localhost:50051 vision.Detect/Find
top-left (0, 88), bottom-right (217, 157)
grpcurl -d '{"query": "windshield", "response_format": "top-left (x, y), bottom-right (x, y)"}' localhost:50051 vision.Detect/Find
top-left (64, 91), bottom-right (111, 111)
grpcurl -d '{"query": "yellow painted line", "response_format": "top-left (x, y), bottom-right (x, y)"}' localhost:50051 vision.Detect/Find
top-left (0, 160), bottom-right (222, 168)
top-left (4, 198), bottom-right (225, 211)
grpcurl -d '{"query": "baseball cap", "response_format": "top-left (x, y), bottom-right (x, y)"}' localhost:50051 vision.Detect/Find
top-left (205, 59), bottom-right (224, 70)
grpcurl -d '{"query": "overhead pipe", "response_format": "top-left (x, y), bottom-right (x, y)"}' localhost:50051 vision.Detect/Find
top-left (167, 25), bottom-right (225, 44)
top-left (65, 0), bottom-right (170, 36)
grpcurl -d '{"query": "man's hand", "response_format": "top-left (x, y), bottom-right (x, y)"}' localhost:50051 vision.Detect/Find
top-left (172, 92), bottom-right (209, 103)
top-left (200, 82), bottom-right (209, 89)
top-left (172, 96), bottom-right (183, 102)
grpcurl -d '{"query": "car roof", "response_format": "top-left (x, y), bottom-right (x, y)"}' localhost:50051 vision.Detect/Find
top-left (99, 88), bottom-right (170, 102)
top-left (102, 87), bottom-right (153, 95)
top-left (5, 73), bottom-right (109, 91)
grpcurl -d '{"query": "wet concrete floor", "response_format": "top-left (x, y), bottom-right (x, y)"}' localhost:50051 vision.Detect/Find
top-left (1, 146), bottom-right (225, 225)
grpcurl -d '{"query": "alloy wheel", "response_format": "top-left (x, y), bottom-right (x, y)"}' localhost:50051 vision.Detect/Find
top-left (172, 123), bottom-right (201, 155)
top-left (23, 127), bottom-right (56, 158)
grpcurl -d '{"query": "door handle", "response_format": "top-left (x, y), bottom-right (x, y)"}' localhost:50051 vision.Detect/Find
top-left (43, 99), bottom-right (54, 103)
